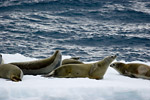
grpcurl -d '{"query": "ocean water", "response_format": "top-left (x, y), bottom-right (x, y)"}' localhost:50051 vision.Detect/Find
top-left (0, 0), bottom-right (150, 62)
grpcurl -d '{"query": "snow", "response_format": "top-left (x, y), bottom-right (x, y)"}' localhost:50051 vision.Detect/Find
top-left (0, 54), bottom-right (150, 100)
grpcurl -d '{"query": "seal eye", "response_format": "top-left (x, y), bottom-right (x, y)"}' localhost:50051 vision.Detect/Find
top-left (111, 56), bottom-right (114, 58)
top-left (110, 55), bottom-right (116, 59)
top-left (112, 63), bottom-right (116, 67)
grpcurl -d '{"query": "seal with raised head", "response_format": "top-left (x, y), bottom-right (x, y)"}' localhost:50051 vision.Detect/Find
top-left (0, 54), bottom-right (4, 64)
top-left (62, 57), bottom-right (84, 65)
top-left (110, 62), bottom-right (150, 79)
top-left (0, 64), bottom-right (23, 82)
top-left (10, 50), bottom-right (62, 75)
top-left (45, 55), bottom-right (117, 80)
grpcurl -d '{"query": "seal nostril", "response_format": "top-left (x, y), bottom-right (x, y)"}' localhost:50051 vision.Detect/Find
top-left (110, 64), bottom-right (113, 67)
top-left (110, 63), bottom-right (115, 67)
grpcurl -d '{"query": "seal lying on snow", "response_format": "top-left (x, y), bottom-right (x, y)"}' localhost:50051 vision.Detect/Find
top-left (62, 57), bottom-right (84, 65)
top-left (0, 64), bottom-right (23, 82)
top-left (45, 55), bottom-right (117, 80)
top-left (0, 54), bottom-right (4, 64)
top-left (110, 62), bottom-right (150, 80)
top-left (10, 50), bottom-right (62, 75)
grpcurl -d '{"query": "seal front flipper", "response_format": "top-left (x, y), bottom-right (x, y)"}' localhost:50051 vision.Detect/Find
top-left (89, 63), bottom-right (98, 76)
top-left (89, 63), bottom-right (103, 80)
top-left (11, 75), bottom-right (22, 82)
top-left (0, 54), bottom-right (2, 64)
top-left (43, 71), bottom-right (55, 77)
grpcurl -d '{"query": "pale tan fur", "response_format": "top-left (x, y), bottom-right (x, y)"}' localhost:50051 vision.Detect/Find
top-left (10, 50), bottom-right (62, 75)
top-left (138, 65), bottom-right (149, 75)
top-left (45, 55), bottom-right (116, 80)
top-left (110, 62), bottom-right (150, 80)
top-left (0, 64), bottom-right (23, 82)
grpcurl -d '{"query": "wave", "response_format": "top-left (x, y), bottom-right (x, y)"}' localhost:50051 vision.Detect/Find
top-left (0, 0), bottom-right (150, 10)
top-left (0, 0), bottom-right (103, 9)
top-left (0, 0), bottom-right (150, 62)
top-left (58, 35), bottom-right (150, 47)
top-left (1, 0), bottom-right (150, 22)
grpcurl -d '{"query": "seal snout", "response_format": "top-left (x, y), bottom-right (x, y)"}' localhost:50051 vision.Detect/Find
top-left (110, 63), bottom-right (115, 67)
top-left (111, 55), bottom-right (117, 59)
top-left (110, 55), bottom-right (117, 60)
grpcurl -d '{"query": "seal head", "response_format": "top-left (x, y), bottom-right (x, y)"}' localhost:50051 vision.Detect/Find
top-left (0, 64), bottom-right (23, 82)
top-left (89, 55), bottom-right (117, 79)
top-left (110, 62), bottom-right (126, 75)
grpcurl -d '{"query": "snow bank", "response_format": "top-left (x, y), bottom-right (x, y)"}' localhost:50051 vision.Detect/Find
top-left (0, 54), bottom-right (150, 100)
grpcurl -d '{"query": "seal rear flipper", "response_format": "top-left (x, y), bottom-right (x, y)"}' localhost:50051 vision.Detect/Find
top-left (10, 75), bottom-right (22, 82)
top-left (0, 54), bottom-right (4, 64)
top-left (43, 71), bottom-right (55, 77)
top-left (47, 50), bottom-right (62, 71)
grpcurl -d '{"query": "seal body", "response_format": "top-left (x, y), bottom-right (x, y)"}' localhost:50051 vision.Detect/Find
top-left (0, 64), bottom-right (23, 82)
top-left (62, 57), bottom-right (84, 65)
top-left (45, 55), bottom-right (116, 80)
top-left (10, 50), bottom-right (62, 75)
top-left (0, 54), bottom-right (4, 64)
top-left (110, 62), bottom-right (150, 79)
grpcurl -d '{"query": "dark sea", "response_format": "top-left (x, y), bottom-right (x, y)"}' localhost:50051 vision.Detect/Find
top-left (0, 0), bottom-right (150, 62)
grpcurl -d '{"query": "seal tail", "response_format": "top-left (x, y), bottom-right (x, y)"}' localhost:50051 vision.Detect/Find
top-left (52, 50), bottom-right (62, 70)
